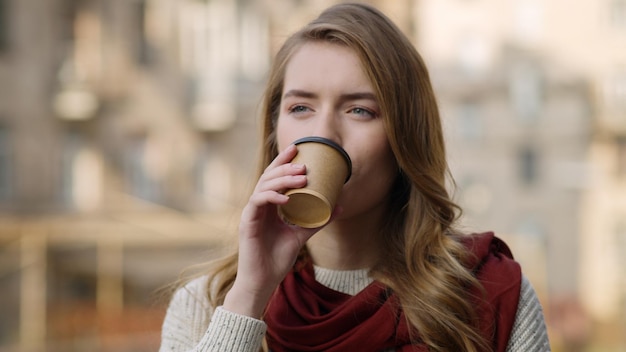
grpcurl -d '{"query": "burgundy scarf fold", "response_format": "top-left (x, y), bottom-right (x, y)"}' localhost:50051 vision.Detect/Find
top-left (264, 232), bottom-right (521, 352)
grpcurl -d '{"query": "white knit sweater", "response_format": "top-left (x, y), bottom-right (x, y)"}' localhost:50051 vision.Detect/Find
top-left (160, 266), bottom-right (550, 351)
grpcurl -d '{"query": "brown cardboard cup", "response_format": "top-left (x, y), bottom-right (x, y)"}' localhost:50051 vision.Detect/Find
top-left (278, 137), bottom-right (352, 228)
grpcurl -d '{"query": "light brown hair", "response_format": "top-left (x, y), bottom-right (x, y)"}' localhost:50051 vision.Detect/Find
top-left (203, 3), bottom-right (488, 351)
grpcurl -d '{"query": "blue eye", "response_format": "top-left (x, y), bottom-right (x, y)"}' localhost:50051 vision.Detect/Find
top-left (349, 107), bottom-right (376, 118)
top-left (289, 105), bottom-right (310, 114)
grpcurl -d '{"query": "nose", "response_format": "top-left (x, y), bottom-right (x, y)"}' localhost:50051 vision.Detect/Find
top-left (311, 109), bottom-right (341, 144)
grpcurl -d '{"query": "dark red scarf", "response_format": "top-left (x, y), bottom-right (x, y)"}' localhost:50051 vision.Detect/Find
top-left (264, 232), bottom-right (521, 351)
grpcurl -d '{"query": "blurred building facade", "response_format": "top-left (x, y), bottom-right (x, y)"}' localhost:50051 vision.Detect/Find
top-left (0, 0), bottom-right (270, 350)
top-left (415, 0), bottom-right (626, 350)
top-left (0, 0), bottom-right (412, 351)
top-left (0, 0), bottom-right (624, 351)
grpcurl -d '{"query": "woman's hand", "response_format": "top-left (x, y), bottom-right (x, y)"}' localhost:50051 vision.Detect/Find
top-left (223, 144), bottom-right (321, 319)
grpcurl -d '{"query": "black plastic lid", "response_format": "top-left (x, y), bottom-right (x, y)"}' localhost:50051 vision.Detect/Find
top-left (293, 136), bottom-right (352, 182)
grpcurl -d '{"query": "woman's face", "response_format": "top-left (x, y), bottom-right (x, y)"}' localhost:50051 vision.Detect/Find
top-left (276, 41), bottom-right (398, 221)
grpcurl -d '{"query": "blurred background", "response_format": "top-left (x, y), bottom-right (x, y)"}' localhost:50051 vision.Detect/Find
top-left (0, 0), bottom-right (624, 351)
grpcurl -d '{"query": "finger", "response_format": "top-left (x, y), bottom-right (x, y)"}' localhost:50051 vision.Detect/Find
top-left (240, 190), bottom-right (289, 226)
top-left (258, 162), bottom-right (306, 185)
top-left (265, 144), bottom-right (298, 171)
top-left (247, 190), bottom-right (289, 208)
top-left (256, 174), bottom-right (307, 194)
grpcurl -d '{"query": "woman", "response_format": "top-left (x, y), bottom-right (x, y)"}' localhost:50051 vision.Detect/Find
top-left (160, 3), bottom-right (550, 351)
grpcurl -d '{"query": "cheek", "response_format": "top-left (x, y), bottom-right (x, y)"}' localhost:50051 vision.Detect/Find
top-left (366, 136), bottom-right (395, 167)
top-left (275, 116), bottom-right (305, 152)
top-left (373, 150), bottom-right (398, 187)
top-left (275, 117), bottom-right (291, 152)
top-left (352, 142), bottom-right (397, 186)
top-left (337, 148), bottom-right (397, 212)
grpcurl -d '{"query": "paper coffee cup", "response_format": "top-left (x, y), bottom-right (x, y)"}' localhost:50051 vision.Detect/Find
top-left (278, 137), bottom-right (352, 228)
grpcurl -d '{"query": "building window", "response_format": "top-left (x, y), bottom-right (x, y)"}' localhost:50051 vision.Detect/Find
top-left (613, 218), bottom-right (626, 321)
top-left (0, 125), bottom-right (11, 200)
top-left (459, 177), bottom-right (493, 215)
top-left (195, 143), bottom-right (231, 211)
top-left (458, 33), bottom-right (491, 74)
top-left (605, 70), bottom-right (626, 115)
top-left (509, 62), bottom-right (543, 123)
top-left (512, 1), bottom-right (543, 44)
top-left (610, 0), bottom-right (626, 28)
top-left (617, 137), bottom-right (626, 179)
top-left (515, 215), bottom-right (544, 239)
top-left (0, 0), bottom-right (7, 52)
top-left (239, 7), bottom-right (269, 80)
top-left (457, 100), bottom-right (483, 141)
top-left (519, 146), bottom-right (539, 185)
top-left (179, 0), bottom-right (238, 131)
top-left (133, 0), bottom-right (153, 66)
top-left (125, 135), bottom-right (161, 202)
top-left (60, 132), bottom-right (102, 210)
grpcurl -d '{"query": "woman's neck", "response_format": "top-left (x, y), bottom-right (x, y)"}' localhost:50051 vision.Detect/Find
top-left (306, 205), bottom-right (386, 270)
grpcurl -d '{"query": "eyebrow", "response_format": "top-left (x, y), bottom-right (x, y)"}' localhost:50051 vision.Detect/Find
top-left (282, 89), bottom-right (378, 103)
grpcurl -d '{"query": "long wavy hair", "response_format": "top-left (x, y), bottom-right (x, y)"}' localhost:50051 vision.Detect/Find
top-left (202, 3), bottom-right (488, 351)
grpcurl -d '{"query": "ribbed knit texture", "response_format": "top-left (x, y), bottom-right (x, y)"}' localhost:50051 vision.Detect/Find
top-left (197, 307), bottom-right (266, 351)
top-left (160, 267), bottom-right (550, 352)
top-left (505, 275), bottom-right (551, 351)
top-left (313, 266), bottom-right (372, 295)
